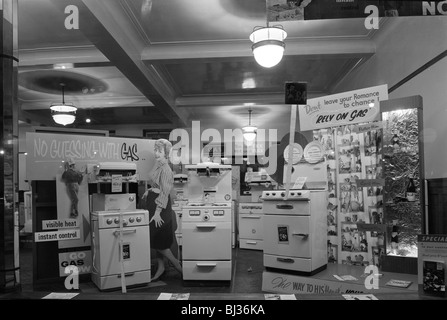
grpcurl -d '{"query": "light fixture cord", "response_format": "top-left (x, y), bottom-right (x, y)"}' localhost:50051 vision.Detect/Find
top-left (265, 0), bottom-right (269, 27)
top-left (61, 83), bottom-right (66, 105)
top-left (248, 108), bottom-right (252, 126)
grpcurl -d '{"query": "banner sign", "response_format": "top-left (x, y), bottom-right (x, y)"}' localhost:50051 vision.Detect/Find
top-left (298, 84), bottom-right (388, 131)
top-left (35, 229), bottom-right (80, 242)
top-left (267, 0), bottom-right (447, 22)
top-left (26, 132), bottom-right (155, 181)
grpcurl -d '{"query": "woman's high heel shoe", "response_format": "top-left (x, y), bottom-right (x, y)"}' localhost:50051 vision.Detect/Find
top-left (151, 267), bottom-right (166, 282)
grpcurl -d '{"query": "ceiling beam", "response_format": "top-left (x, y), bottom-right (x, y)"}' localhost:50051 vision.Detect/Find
top-left (49, 0), bottom-right (188, 127)
top-left (141, 38), bottom-right (376, 62)
top-left (175, 92), bottom-right (329, 108)
top-left (18, 45), bottom-right (108, 67)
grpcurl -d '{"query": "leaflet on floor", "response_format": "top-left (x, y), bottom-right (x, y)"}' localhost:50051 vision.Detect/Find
top-left (158, 292), bottom-right (190, 300)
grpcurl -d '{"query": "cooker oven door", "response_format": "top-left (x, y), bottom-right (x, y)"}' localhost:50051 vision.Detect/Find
top-left (182, 221), bottom-right (232, 260)
top-left (96, 225), bottom-right (150, 275)
top-left (263, 215), bottom-right (311, 258)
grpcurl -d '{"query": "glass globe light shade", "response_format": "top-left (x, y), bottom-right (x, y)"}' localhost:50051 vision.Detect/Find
top-left (242, 126), bottom-right (257, 141)
top-left (250, 26), bottom-right (287, 68)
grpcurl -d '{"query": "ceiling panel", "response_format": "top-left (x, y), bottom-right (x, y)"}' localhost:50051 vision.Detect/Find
top-left (18, 0), bottom-right (91, 50)
top-left (19, 66), bottom-right (151, 111)
top-left (159, 56), bottom-right (361, 98)
top-left (125, 0), bottom-right (372, 45)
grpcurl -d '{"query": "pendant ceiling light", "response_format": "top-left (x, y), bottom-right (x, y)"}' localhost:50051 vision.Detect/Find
top-left (249, 2), bottom-right (287, 68)
top-left (242, 108), bottom-right (257, 142)
top-left (50, 83), bottom-right (77, 126)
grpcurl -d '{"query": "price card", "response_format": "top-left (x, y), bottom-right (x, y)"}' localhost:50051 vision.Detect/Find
top-left (112, 175), bottom-right (123, 193)
top-left (292, 177), bottom-right (307, 190)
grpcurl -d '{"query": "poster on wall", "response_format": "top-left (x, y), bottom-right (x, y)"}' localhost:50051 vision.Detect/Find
top-left (56, 172), bottom-right (90, 249)
top-left (267, 0), bottom-right (447, 22)
top-left (417, 235), bottom-right (447, 297)
top-left (25, 132), bottom-right (156, 181)
top-left (298, 84), bottom-right (388, 132)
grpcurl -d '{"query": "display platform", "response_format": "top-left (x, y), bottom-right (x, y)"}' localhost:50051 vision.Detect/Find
top-left (262, 263), bottom-right (418, 295)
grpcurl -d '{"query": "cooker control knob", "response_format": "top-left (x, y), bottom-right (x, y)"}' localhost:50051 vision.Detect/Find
top-left (106, 219), bottom-right (113, 225)
top-left (203, 214), bottom-right (210, 221)
top-left (265, 193), bottom-right (270, 197)
top-left (136, 217), bottom-right (142, 223)
top-left (129, 217), bottom-right (135, 223)
top-left (291, 192), bottom-right (295, 196)
top-left (281, 192), bottom-right (285, 197)
top-left (272, 192), bottom-right (276, 196)
top-left (122, 219), bottom-right (128, 226)
top-left (114, 218), bottom-right (119, 224)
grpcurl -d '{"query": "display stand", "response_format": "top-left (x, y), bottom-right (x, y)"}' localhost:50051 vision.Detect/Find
top-left (262, 263), bottom-right (418, 295)
top-left (32, 180), bottom-right (92, 287)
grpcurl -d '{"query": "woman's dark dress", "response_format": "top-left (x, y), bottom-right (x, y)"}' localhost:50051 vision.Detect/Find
top-left (146, 191), bottom-right (175, 250)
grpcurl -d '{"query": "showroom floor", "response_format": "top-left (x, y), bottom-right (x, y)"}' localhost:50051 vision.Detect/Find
top-left (1, 245), bottom-right (444, 301)
top-left (17, 245), bottom-right (265, 295)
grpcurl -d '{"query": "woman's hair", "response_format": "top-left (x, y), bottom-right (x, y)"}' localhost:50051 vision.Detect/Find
top-left (155, 139), bottom-right (172, 159)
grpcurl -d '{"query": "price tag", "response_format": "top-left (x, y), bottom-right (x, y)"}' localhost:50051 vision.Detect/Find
top-left (112, 175), bottom-right (123, 193)
top-left (292, 177), bottom-right (307, 190)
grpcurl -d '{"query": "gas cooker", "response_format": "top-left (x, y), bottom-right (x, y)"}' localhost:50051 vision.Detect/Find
top-left (261, 190), bottom-right (310, 201)
top-left (91, 209), bottom-right (149, 229)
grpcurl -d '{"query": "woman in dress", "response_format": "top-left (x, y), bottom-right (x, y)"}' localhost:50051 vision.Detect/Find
top-left (142, 139), bottom-right (182, 281)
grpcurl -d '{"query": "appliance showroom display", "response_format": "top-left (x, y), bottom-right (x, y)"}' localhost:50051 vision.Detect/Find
top-left (182, 163), bottom-right (233, 282)
top-left (238, 202), bottom-right (264, 250)
top-left (91, 209), bottom-right (151, 291)
top-left (262, 189), bottom-right (328, 276)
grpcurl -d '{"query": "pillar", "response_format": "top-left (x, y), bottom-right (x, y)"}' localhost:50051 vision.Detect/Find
top-left (0, 0), bottom-right (19, 293)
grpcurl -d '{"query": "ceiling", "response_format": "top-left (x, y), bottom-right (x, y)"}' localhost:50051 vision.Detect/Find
top-left (17, 0), bottom-right (392, 134)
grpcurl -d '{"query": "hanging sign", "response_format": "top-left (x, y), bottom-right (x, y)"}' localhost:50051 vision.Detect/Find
top-left (298, 84), bottom-right (388, 131)
top-left (285, 82), bottom-right (308, 105)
